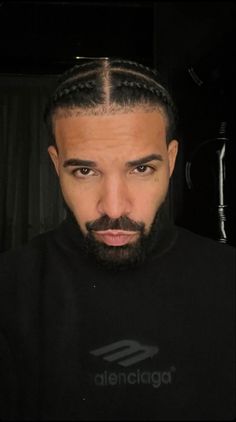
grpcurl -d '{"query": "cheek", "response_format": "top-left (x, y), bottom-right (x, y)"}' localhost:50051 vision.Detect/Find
top-left (135, 171), bottom-right (169, 203)
top-left (59, 176), bottom-right (98, 227)
top-left (132, 179), bottom-right (168, 222)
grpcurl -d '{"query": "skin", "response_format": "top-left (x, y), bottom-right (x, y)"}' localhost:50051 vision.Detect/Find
top-left (48, 107), bottom-right (178, 246)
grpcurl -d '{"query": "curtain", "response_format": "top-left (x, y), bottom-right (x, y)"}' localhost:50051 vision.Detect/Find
top-left (0, 75), bottom-right (66, 252)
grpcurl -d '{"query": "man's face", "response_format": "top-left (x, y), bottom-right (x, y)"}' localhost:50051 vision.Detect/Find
top-left (48, 107), bottom-right (178, 268)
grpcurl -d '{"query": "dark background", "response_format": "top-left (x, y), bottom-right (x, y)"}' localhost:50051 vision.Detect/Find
top-left (0, 0), bottom-right (235, 250)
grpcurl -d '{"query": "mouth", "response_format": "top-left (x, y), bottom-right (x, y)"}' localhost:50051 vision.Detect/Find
top-left (93, 229), bottom-right (139, 246)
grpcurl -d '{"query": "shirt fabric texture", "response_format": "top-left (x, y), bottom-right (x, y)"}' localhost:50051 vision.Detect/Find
top-left (0, 214), bottom-right (235, 421)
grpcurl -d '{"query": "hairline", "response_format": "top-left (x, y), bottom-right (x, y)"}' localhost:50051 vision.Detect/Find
top-left (51, 103), bottom-right (169, 133)
top-left (52, 103), bottom-right (167, 117)
top-left (51, 103), bottom-right (169, 142)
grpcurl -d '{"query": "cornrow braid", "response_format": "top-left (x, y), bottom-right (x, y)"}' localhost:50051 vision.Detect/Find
top-left (44, 57), bottom-right (178, 146)
top-left (110, 59), bottom-right (160, 79)
top-left (115, 80), bottom-right (176, 109)
top-left (57, 60), bottom-right (103, 85)
top-left (52, 80), bottom-right (96, 102)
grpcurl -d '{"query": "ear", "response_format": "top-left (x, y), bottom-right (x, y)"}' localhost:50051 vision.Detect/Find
top-left (48, 145), bottom-right (59, 176)
top-left (167, 139), bottom-right (178, 177)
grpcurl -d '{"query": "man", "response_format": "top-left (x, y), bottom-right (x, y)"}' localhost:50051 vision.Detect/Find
top-left (0, 58), bottom-right (235, 420)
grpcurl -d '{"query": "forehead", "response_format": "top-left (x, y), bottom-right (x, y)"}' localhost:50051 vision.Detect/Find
top-left (53, 107), bottom-right (167, 153)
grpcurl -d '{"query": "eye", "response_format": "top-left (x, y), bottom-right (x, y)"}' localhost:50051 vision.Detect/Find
top-left (72, 167), bottom-right (96, 178)
top-left (132, 165), bottom-right (155, 175)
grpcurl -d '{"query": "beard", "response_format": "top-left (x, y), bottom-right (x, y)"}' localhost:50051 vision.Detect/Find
top-left (84, 216), bottom-right (146, 271)
top-left (78, 200), bottom-right (170, 271)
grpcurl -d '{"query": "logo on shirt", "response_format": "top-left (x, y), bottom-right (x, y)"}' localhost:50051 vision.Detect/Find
top-left (90, 339), bottom-right (158, 367)
top-left (90, 339), bottom-right (176, 389)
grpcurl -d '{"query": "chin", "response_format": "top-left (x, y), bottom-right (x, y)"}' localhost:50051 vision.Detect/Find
top-left (84, 233), bottom-right (147, 271)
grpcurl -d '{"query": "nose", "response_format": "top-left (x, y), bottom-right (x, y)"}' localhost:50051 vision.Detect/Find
top-left (97, 177), bottom-right (132, 219)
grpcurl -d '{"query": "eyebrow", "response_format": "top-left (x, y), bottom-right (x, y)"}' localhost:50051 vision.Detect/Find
top-left (63, 158), bottom-right (97, 168)
top-left (126, 154), bottom-right (163, 167)
top-left (63, 154), bottom-right (163, 169)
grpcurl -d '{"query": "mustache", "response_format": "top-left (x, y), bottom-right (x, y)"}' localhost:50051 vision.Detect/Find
top-left (86, 215), bottom-right (145, 232)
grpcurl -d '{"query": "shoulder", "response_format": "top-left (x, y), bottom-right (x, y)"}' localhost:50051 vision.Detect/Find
top-left (175, 224), bottom-right (236, 259)
top-left (0, 227), bottom-right (58, 283)
top-left (0, 228), bottom-right (54, 258)
top-left (172, 225), bottom-right (235, 292)
top-left (171, 226), bottom-right (235, 314)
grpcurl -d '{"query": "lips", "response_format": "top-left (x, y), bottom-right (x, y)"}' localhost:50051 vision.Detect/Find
top-left (93, 230), bottom-right (138, 246)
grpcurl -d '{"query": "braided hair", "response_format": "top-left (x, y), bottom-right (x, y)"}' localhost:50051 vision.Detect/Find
top-left (44, 58), bottom-right (178, 146)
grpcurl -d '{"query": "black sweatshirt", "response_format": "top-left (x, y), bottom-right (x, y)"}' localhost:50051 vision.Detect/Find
top-left (0, 215), bottom-right (235, 421)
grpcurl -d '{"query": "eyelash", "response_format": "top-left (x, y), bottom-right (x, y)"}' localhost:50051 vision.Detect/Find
top-left (72, 165), bottom-right (156, 178)
top-left (72, 167), bottom-right (97, 178)
top-left (132, 165), bottom-right (155, 175)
